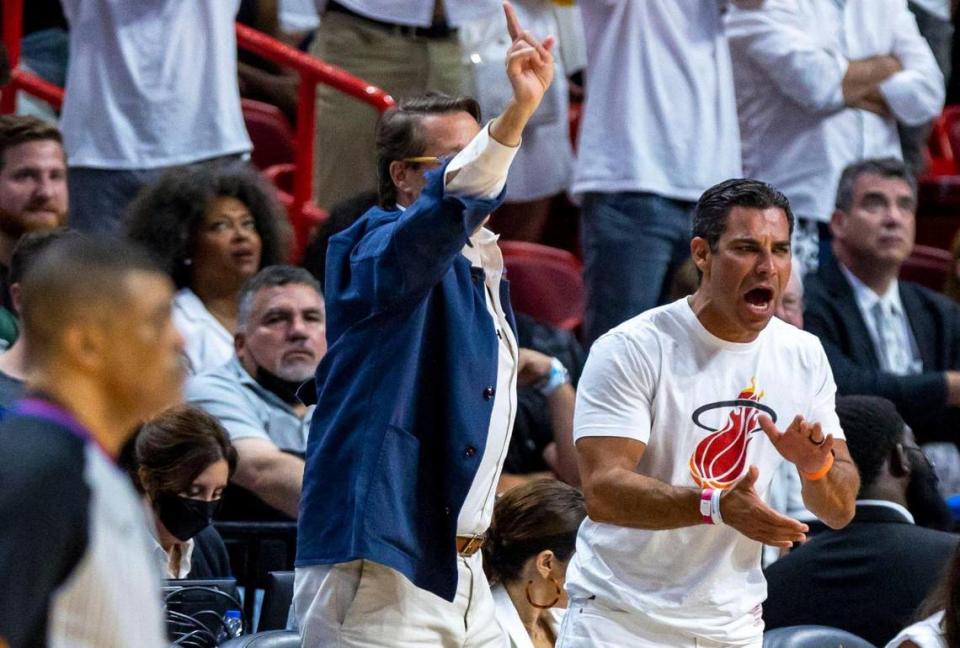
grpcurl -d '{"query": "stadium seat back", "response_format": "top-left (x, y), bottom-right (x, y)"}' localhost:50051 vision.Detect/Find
top-left (242, 99), bottom-right (296, 170)
top-left (499, 241), bottom-right (585, 331)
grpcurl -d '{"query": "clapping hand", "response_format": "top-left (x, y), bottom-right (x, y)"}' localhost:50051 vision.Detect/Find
top-left (759, 414), bottom-right (834, 474)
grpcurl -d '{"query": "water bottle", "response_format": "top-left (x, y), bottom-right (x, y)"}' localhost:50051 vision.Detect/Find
top-left (221, 608), bottom-right (243, 639)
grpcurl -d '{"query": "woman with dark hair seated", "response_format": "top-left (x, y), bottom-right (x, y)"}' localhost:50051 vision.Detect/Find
top-left (126, 164), bottom-right (289, 375)
top-left (483, 480), bottom-right (587, 648)
top-left (888, 542), bottom-right (960, 647)
top-left (134, 405), bottom-right (238, 579)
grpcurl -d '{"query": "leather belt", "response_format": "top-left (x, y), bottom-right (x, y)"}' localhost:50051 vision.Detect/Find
top-left (326, 1), bottom-right (458, 39)
top-left (456, 535), bottom-right (485, 557)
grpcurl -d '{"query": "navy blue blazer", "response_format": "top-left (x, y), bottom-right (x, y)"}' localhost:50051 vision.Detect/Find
top-left (764, 504), bottom-right (958, 646)
top-left (296, 166), bottom-right (512, 601)
top-left (804, 256), bottom-right (960, 443)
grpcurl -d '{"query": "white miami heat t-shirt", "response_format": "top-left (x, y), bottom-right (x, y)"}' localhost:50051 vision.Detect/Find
top-left (565, 298), bottom-right (843, 644)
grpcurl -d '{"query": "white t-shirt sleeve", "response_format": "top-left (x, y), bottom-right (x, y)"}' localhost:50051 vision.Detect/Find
top-left (807, 340), bottom-right (846, 442)
top-left (573, 331), bottom-right (658, 444)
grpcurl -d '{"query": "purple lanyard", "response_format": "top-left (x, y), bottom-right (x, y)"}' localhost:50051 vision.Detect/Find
top-left (12, 397), bottom-right (112, 460)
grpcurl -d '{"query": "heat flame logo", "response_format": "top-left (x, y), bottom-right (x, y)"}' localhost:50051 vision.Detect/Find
top-left (688, 378), bottom-right (776, 490)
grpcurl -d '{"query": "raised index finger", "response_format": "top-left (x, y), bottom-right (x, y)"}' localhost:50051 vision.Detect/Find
top-left (503, 1), bottom-right (522, 40)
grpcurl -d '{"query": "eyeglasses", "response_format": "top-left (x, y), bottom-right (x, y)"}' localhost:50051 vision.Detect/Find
top-left (400, 152), bottom-right (459, 168)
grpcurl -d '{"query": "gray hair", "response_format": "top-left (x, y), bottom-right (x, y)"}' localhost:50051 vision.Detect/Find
top-left (236, 265), bottom-right (323, 332)
top-left (835, 158), bottom-right (916, 213)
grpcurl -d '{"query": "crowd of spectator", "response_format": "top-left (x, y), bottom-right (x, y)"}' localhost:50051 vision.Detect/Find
top-left (2, 1), bottom-right (960, 647)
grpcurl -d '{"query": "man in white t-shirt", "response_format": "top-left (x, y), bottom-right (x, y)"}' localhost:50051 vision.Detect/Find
top-left (574, 0), bottom-right (748, 344)
top-left (556, 179), bottom-right (860, 648)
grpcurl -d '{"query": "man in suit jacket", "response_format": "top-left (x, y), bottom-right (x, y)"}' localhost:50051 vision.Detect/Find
top-left (804, 157), bottom-right (960, 445)
top-left (764, 395), bottom-right (957, 646)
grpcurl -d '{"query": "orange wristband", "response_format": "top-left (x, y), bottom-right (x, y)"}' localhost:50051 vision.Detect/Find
top-left (801, 450), bottom-right (835, 481)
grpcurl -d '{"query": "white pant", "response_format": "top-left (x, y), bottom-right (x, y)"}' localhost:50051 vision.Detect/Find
top-left (556, 599), bottom-right (763, 648)
top-left (294, 555), bottom-right (507, 647)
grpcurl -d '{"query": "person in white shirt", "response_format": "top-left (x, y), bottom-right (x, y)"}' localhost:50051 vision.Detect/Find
top-left (726, 0), bottom-right (944, 275)
top-left (308, 0), bottom-right (500, 210)
top-left (484, 479), bottom-right (586, 648)
top-left (59, 0), bottom-right (252, 235)
top-left (294, 5), bottom-right (557, 645)
top-left (804, 158), bottom-right (960, 485)
top-left (125, 165), bottom-right (289, 377)
top-left (574, 0), bottom-right (747, 344)
top-left (557, 179), bottom-right (859, 647)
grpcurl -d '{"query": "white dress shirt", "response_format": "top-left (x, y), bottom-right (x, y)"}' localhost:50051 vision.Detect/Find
top-left (840, 263), bottom-right (923, 375)
top-left (856, 499), bottom-right (916, 523)
top-left (571, 0), bottom-right (741, 200)
top-left (150, 535), bottom-right (195, 579)
top-left (313, 0), bottom-right (500, 28)
top-left (413, 122), bottom-right (521, 536)
top-left (726, 0), bottom-right (944, 223)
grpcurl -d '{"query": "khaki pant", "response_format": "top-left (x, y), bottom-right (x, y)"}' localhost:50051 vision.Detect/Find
top-left (309, 11), bottom-right (467, 210)
top-left (294, 556), bottom-right (505, 647)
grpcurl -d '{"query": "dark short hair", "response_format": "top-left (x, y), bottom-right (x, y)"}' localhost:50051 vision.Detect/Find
top-left (482, 480), bottom-right (586, 585)
top-left (375, 93), bottom-right (481, 209)
top-left (237, 264), bottom-right (323, 331)
top-left (133, 405), bottom-right (238, 496)
top-left (835, 158), bottom-right (916, 213)
top-left (125, 163), bottom-right (289, 289)
top-left (692, 178), bottom-right (794, 251)
top-left (19, 236), bottom-right (162, 366)
top-left (9, 228), bottom-right (78, 287)
top-left (835, 395), bottom-right (905, 494)
top-left (301, 189), bottom-right (378, 287)
top-left (0, 114), bottom-right (62, 171)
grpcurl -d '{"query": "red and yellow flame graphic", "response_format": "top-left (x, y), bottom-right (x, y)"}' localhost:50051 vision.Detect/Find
top-left (689, 378), bottom-right (764, 490)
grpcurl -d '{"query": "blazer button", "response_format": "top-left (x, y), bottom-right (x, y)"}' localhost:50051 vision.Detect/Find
top-left (444, 506), bottom-right (451, 516)
top-left (483, 386), bottom-right (495, 400)
top-left (464, 446), bottom-right (477, 458)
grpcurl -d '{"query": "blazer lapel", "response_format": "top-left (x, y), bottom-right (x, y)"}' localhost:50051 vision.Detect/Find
top-left (900, 283), bottom-right (935, 370)
top-left (822, 257), bottom-right (882, 368)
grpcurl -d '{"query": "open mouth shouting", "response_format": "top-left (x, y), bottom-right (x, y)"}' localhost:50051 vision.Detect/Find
top-left (743, 286), bottom-right (775, 316)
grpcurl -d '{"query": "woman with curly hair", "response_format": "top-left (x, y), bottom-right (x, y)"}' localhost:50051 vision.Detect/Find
top-left (126, 164), bottom-right (289, 375)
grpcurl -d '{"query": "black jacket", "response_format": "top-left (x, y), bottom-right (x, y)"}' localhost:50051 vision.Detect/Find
top-left (804, 256), bottom-right (960, 443)
top-left (763, 504), bottom-right (958, 646)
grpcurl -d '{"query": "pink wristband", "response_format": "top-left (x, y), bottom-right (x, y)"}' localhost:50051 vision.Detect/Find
top-left (700, 488), bottom-right (715, 524)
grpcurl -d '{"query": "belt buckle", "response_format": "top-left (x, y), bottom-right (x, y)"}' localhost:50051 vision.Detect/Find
top-left (459, 535), bottom-right (483, 556)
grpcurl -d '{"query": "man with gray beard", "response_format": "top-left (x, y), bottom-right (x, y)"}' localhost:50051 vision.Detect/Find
top-left (187, 265), bottom-right (326, 519)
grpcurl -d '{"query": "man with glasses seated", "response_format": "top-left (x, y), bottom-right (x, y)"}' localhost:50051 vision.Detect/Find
top-left (764, 395), bottom-right (957, 647)
top-left (294, 4), bottom-right (558, 646)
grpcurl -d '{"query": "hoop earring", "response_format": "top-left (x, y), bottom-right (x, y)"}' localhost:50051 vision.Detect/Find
top-left (525, 576), bottom-right (562, 609)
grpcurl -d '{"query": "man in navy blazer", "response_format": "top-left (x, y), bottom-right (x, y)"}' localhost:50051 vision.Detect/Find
top-left (763, 395), bottom-right (957, 646)
top-left (293, 4), bottom-right (558, 645)
top-left (804, 158), bottom-right (960, 448)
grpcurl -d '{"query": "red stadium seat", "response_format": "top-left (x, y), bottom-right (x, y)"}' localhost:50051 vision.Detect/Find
top-left (242, 98), bottom-right (296, 170)
top-left (262, 163), bottom-right (327, 262)
top-left (899, 244), bottom-right (952, 291)
top-left (499, 241), bottom-right (585, 331)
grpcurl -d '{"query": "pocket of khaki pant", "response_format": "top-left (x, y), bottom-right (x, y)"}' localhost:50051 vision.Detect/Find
top-left (334, 560), bottom-right (366, 627)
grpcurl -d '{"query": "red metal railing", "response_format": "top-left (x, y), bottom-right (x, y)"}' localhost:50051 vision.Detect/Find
top-left (0, 2), bottom-right (395, 257)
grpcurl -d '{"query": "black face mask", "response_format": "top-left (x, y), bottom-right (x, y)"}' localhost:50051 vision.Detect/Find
top-left (906, 453), bottom-right (954, 531)
top-left (254, 365), bottom-right (305, 405)
top-left (156, 492), bottom-right (220, 542)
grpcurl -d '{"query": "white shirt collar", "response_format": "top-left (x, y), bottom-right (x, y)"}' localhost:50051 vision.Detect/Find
top-left (856, 499), bottom-right (915, 524)
top-left (491, 584), bottom-right (534, 648)
top-left (839, 263), bottom-right (904, 317)
top-left (148, 526), bottom-right (195, 579)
